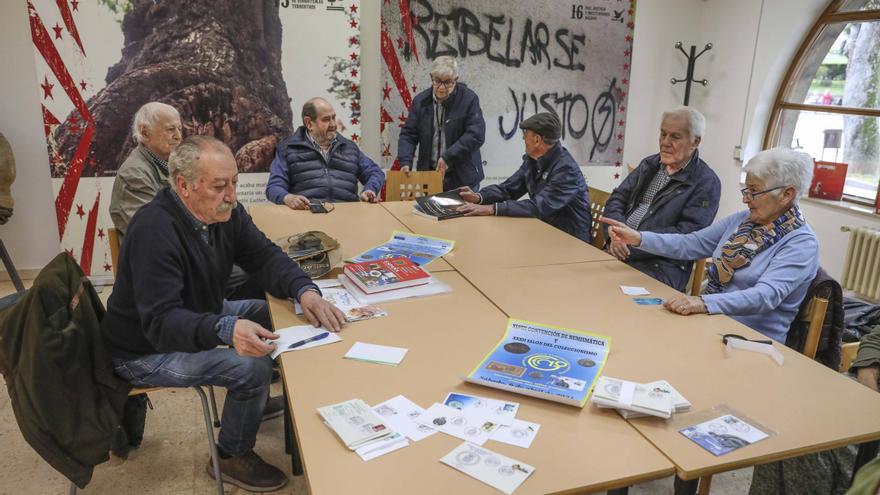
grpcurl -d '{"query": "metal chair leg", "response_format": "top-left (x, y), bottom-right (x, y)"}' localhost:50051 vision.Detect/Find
top-left (208, 385), bottom-right (221, 428)
top-left (0, 239), bottom-right (25, 293)
top-left (68, 481), bottom-right (77, 495)
top-left (193, 386), bottom-right (225, 495)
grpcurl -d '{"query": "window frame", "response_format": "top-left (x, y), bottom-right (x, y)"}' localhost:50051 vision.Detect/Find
top-left (763, 1), bottom-right (880, 207)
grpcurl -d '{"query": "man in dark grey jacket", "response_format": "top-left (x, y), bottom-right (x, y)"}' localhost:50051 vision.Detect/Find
top-left (457, 112), bottom-right (592, 243)
top-left (603, 106), bottom-right (721, 292)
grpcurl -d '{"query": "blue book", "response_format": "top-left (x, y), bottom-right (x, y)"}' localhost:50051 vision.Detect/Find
top-left (465, 319), bottom-right (611, 408)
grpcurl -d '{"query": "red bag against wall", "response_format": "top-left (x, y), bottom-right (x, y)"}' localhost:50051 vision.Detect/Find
top-left (809, 161), bottom-right (848, 201)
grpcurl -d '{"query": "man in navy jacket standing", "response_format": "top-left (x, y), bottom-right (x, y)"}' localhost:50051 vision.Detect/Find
top-left (266, 97), bottom-right (384, 208)
top-left (103, 135), bottom-right (346, 492)
top-left (456, 112), bottom-right (592, 243)
top-left (397, 56), bottom-right (486, 191)
top-left (603, 106), bottom-right (721, 292)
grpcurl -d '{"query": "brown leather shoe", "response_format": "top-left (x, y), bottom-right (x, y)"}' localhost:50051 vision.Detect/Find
top-left (207, 450), bottom-right (288, 492)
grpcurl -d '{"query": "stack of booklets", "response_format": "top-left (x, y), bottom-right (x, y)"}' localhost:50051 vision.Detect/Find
top-left (412, 190), bottom-right (467, 221)
top-left (590, 376), bottom-right (690, 419)
top-left (465, 319), bottom-right (610, 408)
top-left (340, 256), bottom-right (452, 305)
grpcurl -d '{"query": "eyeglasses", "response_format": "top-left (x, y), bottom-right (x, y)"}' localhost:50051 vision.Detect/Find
top-left (740, 185), bottom-right (785, 201)
top-left (431, 78), bottom-right (457, 88)
top-left (720, 333), bottom-right (773, 346)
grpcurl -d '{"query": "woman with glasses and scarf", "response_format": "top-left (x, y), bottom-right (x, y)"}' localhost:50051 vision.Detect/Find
top-left (601, 147), bottom-right (818, 343)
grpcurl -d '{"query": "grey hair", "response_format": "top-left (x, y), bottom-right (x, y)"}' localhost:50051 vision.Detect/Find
top-left (661, 106), bottom-right (705, 143)
top-left (131, 102), bottom-right (179, 143)
top-left (744, 147), bottom-right (814, 201)
top-left (168, 135), bottom-right (227, 185)
top-left (301, 97), bottom-right (328, 125)
top-left (430, 56), bottom-right (458, 79)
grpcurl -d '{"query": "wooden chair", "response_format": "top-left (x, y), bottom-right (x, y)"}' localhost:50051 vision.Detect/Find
top-left (588, 186), bottom-right (611, 250)
top-left (384, 170), bottom-right (442, 201)
top-left (108, 228), bottom-right (121, 277)
top-left (840, 342), bottom-right (860, 373)
top-left (688, 258), bottom-right (709, 296)
top-left (800, 295), bottom-right (830, 360)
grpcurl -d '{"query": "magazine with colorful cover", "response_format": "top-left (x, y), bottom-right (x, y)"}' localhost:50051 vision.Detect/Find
top-left (465, 319), bottom-right (611, 408)
top-left (348, 230), bottom-right (454, 267)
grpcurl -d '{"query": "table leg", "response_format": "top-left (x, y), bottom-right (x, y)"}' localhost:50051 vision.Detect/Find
top-left (0, 239), bottom-right (24, 293)
top-left (674, 475), bottom-right (698, 495)
top-left (606, 487), bottom-right (629, 495)
top-left (697, 475), bottom-right (712, 495)
top-left (283, 393), bottom-right (304, 476)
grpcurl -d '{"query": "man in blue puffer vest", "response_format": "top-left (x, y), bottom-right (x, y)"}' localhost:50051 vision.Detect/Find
top-left (266, 98), bottom-right (384, 209)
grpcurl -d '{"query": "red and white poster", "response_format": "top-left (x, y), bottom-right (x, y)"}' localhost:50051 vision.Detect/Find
top-left (26, 0), bottom-right (360, 278)
top-left (380, 0), bottom-right (636, 183)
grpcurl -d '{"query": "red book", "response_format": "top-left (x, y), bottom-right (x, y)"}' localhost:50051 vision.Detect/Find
top-left (343, 257), bottom-right (431, 294)
top-left (809, 161), bottom-right (848, 201)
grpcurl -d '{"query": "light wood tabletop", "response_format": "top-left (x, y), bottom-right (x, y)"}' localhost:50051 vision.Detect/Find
top-left (266, 271), bottom-right (673, 494)
top-left (461, 260), bottom-right (880, 480)
top-left (381, 200), bottom-right (614, 271)
top-left (248, 202), bottom-right (454, 272)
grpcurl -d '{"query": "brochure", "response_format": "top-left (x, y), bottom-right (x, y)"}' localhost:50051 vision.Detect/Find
top-left (372, 395), bottom-right (437, 442)
top-left (679, 414), bottom-right (769, 456)
top-left (465, 319), bottom-right (610, 407)
top-left (293, 287), bottom-right (387, 322)
top-left (440, 442), bottom-right (536, 495)
top-left (348, 230), bottom-right (454, 267)
top-left (443, 392), bottom-right (519, 426)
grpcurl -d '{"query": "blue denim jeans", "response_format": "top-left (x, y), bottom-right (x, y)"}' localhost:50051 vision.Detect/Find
top-left (112, 299), bottom-right (273, 457)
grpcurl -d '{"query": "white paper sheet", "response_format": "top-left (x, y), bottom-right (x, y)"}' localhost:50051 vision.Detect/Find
top-left (270, 325), bottom-right (341, 359)
top-left (355, 432), bottom-right (409, 461)
top-left (417, 403), bottom-right (501, 446)
top-left (293, 287), bottom-right (388, 322)
top-left (489, 419), bottom-right (541, 449)
top-left (372, 395), bottom-right (437, 442)
top-left (620, 285), bottom-right (651, 296)
top-left (440, 442), bottom-right (536, 495)
top-left (344, 342), bottom-right (408, 366)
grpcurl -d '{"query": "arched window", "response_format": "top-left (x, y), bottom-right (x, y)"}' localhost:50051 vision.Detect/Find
top-left (764, 0), bottom-right (880, 203)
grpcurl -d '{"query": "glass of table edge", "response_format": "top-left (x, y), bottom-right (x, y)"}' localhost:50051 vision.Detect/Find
top-left (266, 271), bottom-right (674, 494)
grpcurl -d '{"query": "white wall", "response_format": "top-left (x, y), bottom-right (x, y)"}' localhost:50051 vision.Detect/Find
top-left (3, 0), bottom-right (880, 281)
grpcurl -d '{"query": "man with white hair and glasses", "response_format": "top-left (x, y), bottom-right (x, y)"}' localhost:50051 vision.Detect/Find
top-left (602, 106), bottom-right (721, 292)
top-left (102, 135), bottom-right (346, 492)
top-left (397, 55), bottom-right (486, 191)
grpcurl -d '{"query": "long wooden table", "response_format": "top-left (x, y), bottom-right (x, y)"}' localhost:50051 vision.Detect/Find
top-left (253, 200), bottom-right (880, 493)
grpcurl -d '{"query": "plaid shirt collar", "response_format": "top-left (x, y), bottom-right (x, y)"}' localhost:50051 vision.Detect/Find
top-left (140, 145), bottom-right (170, 176)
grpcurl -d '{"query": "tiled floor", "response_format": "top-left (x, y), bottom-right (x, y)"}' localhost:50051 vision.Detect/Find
top-left (0, 280), bottom-right (753, 494)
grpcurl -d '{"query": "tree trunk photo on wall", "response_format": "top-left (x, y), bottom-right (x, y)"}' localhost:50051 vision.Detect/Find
top-left (842, 21), bottom-right (880, 177)
top-left (51, 0), bottom-right (294, 178)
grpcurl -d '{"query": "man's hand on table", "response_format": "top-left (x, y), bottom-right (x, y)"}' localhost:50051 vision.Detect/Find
top-left (457, 203), bottom-right (495, 216)
top-left (283, 193), bottom-right (310, 210)
top-left (300, 290), bottom-right (346, 332)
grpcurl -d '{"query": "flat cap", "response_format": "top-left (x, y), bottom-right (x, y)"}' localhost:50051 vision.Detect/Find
top-left (519, 112), bottom-right (561, 140)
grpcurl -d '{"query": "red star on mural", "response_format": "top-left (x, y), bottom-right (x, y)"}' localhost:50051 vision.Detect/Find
top-left (396, 37), bottom-right (404, 49)
top-left (349, 36), bottom-right (359, 46)
top-left (616, 147), bottom-right (623, 154)
top-left (411, 84), bottom-right (418, 93)
top-left (620, 91), bottom-right (627, 98)
top-left (625, 35), bottom-right (632, 42)
top-left (52, 23), bottom-right (63, 39)
top-left (71, 0), bottom-right (79, 11)
top-left (615, 161), bottom-right (622, 167)
top-left (618, 120), bottom-right (625, 126)
top-left (350, 20), bottom-right (358, 28)
top-left (351, 83), bottom-right (359, 92)
top-left (624, 50), bottom-right (631, 57)
top-left (41, 76), bottom-right (54, 99)
top-left (350, 5), bottom-right (358, 13)
top-left (350, 133), bottom-right (359, 141)
top-left (627, 21), bottom-right (634, 29)
top-left (614, 173), bottom-right (621, 179)
top-left (350, 52), bottom-right (358, 61)
top-left (350, 69), bottom-right (358, 77)
top-left (79, 80), bottom-right (87, 91)
top-left (104, 263), bottom-right (113, 272)
top-left (623, 63), bottom-right (629, 70)
top-left (351, 117), bottom-right (359, 125)
top-left (622, 78), bottom-right (629, 85)
top-left (75, 204), bottom-right (85, 219)
top-left (97, 228), bottom-right (105, 239)
top-left (382, 83), bottom-right (392, 100)
top-left (382, 145), bottom-right (391, 157)
top-left (351, 101), bottom-right (360, 111)
top-left (617, 134), bottom-right (624, 140)
top-left (398, 112), bottom-right (407, 122)
top-left (619, 105), bottom-right (626, 112)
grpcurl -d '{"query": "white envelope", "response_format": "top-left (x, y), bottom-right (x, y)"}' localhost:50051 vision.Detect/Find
top-left (372, 395), bottom-right (437, 442)
top-left (440, 442), bottom-right (535, 495)
top-left (270, 325), bottom-right (341, 359)
top-left (620, 285), bottom-right (651, 295)
top-left (489, 419), bottom-right (541, 449)
top-left (355, 432), bottom-right (409, 461)
top-left (443, 392), bottom-right (519, 426)
top-left (344, 342), bottom-right (408, 366)
top-left (417, 403), bottom-right (501, 446)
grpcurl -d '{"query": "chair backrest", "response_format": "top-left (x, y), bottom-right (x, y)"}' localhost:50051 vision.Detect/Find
top-left (839, 342), bottom-right (860, 373)
top-left (108, 228), bottom-right (121, 277)
top-left (689, 258), bottom-right (709, 296)
top-left (385, 170), bottom-right (442, 201)
top-left (801, 295), bottom-right (830, 360)
top-left (785, 267), bottom-right (843, 371)
top-left (588, 186), bottom-right (611, 249)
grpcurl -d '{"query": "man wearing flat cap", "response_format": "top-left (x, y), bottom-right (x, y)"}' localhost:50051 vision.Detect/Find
top-left (457, 112), bottom-right (592, 243)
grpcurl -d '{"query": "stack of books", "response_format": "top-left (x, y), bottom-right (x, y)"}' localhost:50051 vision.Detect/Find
top-left (412, 190), bottom-right (467, 221)
top-left (340, 256), bottom-right (452, 304)
top-left (590, 376), bottom-right (690, 419)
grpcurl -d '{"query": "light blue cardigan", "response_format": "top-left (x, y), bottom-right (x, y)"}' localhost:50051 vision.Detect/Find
top-left (639, 209), bottom-right (819, 343)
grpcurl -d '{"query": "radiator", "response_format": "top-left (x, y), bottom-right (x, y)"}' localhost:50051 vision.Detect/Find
top-left (842, 227), bottom-right (880, 301)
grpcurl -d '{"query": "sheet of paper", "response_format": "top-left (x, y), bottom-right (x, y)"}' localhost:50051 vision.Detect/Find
top-left (270, 325), bottom-right (341, 359)
top-left (355, 432), bottom-right (409, 461)
top-left (294, 287), bottom-right (388, 322)
top-left (726, 338), bottom-right (785, 366)
top-left (315, 278), bottom-right (343, 289)
top-left (633, 297), bottom-right (664, 306)
top-left (372, 395), bottom-right (437, 442)
top-left (443, 392), bottom-right (519, 426)
top-left (679, 414), bottom-right (769, 456)
top-left (344, 342), bottom-right (408, 366)
top-left (620, 285), bottom-right (651, 296)
top-left (417, 403), bottom-right (501, 446)
top-left (489, 419), bottom-right (541, 449)
top-left (440, 442), bottom-right (536, 495)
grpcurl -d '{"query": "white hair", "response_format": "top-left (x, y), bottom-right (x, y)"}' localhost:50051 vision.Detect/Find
top-left (430, 56), bottom-right (458, 79)
top-left (661, 106), bottom-right (705, 143)
top-left (744, 147), bottom-right (814, 201)
top-left (131, 102), bottom-right (180, 143)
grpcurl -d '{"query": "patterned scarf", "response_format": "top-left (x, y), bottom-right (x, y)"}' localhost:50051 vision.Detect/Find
top-left (703, 205), bottom-right (806, 295)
